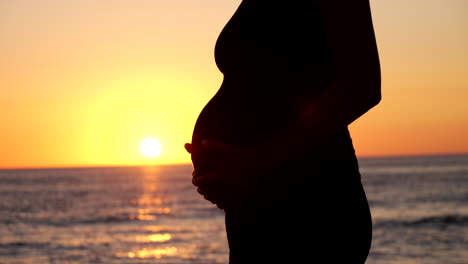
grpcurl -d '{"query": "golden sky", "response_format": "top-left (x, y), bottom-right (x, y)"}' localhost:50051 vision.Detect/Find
top-left (1, 0), bottom-right (467, 169)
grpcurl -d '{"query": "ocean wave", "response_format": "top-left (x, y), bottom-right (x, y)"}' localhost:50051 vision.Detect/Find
top-left (5, 213), bottom-right (157, 227)
top-left (408, 215), bottom-right (468, 226)
top-left (376, 214), bottom-right (468, 228)
top-left (0, 242), bottom-right (50, 248)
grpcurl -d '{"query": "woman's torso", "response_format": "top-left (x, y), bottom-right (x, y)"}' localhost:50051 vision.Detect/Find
top-left (191, 0), bottom-right (351, 175)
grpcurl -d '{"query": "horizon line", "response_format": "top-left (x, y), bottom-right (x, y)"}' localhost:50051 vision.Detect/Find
top-left (1, 152), bottom-right (467, 171)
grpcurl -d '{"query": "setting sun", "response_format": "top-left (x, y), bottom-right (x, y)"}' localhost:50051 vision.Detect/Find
top-left (140, 138), bottom-right (162, 158)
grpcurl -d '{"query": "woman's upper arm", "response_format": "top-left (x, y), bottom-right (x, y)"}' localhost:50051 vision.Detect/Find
top-left (317, 0), bottom-right (381, 98)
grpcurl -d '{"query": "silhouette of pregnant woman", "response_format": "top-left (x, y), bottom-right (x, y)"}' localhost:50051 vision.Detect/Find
top-left (185, 0), bottom-right (381, 263)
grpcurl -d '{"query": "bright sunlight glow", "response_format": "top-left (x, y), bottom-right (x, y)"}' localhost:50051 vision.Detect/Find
top-left (140, 138), bottom-right (162, 158)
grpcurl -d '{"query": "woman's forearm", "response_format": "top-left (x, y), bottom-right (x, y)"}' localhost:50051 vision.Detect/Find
top-left (247, 78), bottom-right (381, 177)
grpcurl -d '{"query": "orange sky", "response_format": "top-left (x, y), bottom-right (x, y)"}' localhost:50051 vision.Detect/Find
top-left (1, 0), bottom-right (467, 169)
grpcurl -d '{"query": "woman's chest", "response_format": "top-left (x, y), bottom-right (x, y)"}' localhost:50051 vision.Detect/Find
top-left (214, 0), bottom-right (330, 75)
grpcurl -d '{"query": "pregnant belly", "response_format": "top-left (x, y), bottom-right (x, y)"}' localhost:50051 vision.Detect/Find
top-left (190, 91), bottom-right (291, 175)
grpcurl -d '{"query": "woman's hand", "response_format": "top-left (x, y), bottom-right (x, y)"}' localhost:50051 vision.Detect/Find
top-left (184, 143), bottom-right (198, 184)
top-left (193, 140), bottom-right (262, 210)
top-left (184, 143), bottom-right (192, 154)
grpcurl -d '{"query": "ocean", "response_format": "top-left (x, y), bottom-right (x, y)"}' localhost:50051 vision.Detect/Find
top-left (1, 154), bottom-right (467, 264)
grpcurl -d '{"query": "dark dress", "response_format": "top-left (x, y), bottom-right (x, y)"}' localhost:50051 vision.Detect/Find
top-left (190, 0), bottom-right (372, 263)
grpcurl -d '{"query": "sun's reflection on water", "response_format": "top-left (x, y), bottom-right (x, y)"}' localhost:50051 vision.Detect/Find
top-left (117, 166), bottom-right (179, 260)
top-left (129, 166), bottom-right (170, 221)
top-left (117, 247), bottom-right (178, 259)
top-left (136, 233), bottom-right (172, 243)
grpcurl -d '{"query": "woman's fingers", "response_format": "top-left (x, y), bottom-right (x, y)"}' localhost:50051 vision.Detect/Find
top-left (191, 140), bottom-right (245, 209)
top-left (192, 175), bottom-right (197, 186)
top-left (197, 187), bottom-right (204, 195)
top-left (188, 140), bottom-right (240, 154)
top-left (203, 191), bottom-right (229, 210)
top-left (201, 140), bottom-right (240, 153)
top-left (194, 174), bottom-right (218, 186)
top-left (184, 143), bottom-right (192, 154)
